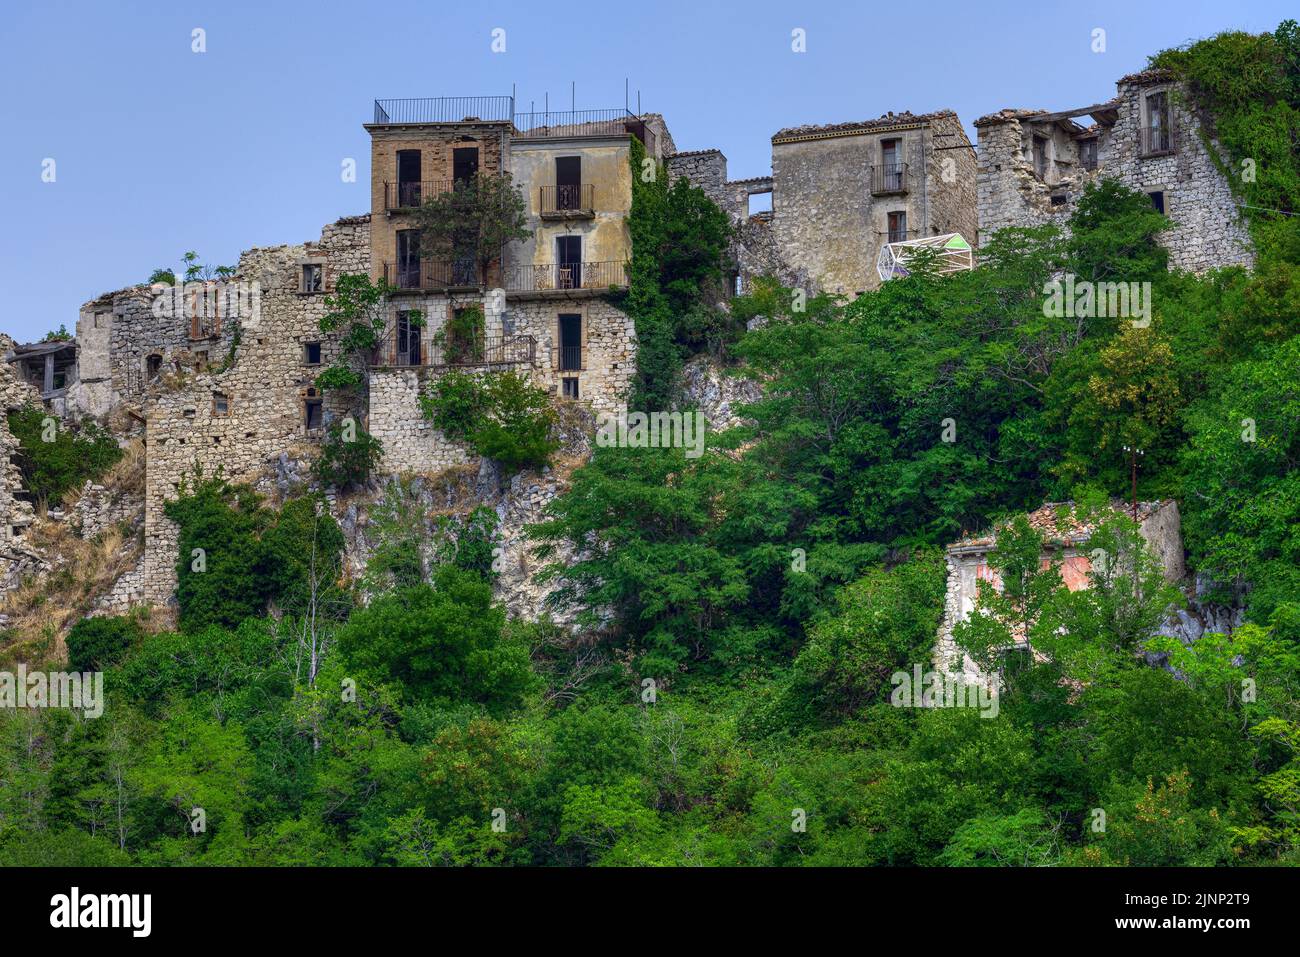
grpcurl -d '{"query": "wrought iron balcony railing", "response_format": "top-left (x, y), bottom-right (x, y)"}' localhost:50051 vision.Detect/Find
top-left (383, 260), bottom-right (483, 290)
top-left (870, 163), bottom-right (908, 195)
top-left (502, 260), bottom-right (628, 293)
top-left (1139, 125), bottom-right (1176, 157)
top-left (540, 184), bottom-right (595, 214)
top-left (372, 334), bottom-right (537, 369)
top-left (384, 180), bottom-right (455, 210)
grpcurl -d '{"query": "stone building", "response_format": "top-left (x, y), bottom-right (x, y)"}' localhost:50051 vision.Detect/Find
top-left (975, 68), bottom-right (1254, 272)
top-left (770, 110), bottom-right (978, 296)
top-left (362, 97), bottom-right (664, 474)
top-left (933, 500), bottom-right (1186, 681)
top-left (669, 110), bottom-right (978, 297)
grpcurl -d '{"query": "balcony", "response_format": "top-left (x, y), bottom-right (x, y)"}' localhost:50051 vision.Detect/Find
top-left (1139, 125), bottom-right (1176, 158)
top-left (372, 96), bottom-right (514, 125)
top-left (372, 334), bottom-right (537, 369)
top-left (383, 260), bottom-right (483, 291)
top-left (502, 260), bottom-right (628, 294)
top-left (384, 180), bottom-right (454, 210)
top-left (540, 184), bottom-right (595, 218)
top-left (870, 163), bottom-right (908, 196)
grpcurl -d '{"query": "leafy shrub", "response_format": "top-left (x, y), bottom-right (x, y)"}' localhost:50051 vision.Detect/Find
top-left (335, 565), bottom-right (533, 711)
top-left (65, 615), bottom-right (144, 671)
top-left (420, 370), bottom-right (558, 473)
top-left (434, 505), bottom-right (499, 581)
top-left (470, 372), bottom-right (560, 472)
top-left (164, 477), bottom-right (345, 631)
top-left (7, 407), bottom-right (122, 504)
top-left (419, 369), bottom-right (485, 441)
top-left (312, 419), bottom-right (383, 489)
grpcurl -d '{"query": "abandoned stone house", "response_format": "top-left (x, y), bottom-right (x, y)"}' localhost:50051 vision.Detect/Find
top-left (933, 500), bottom-right (1187, 682)
top-left (975, 68), bottom-right (1254, 272)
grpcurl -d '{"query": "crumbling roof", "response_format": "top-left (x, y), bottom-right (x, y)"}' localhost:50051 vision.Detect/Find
top-left (974, 108), bottom-right (1051, 127)
top-left (7, 340), bottom-right (76, 360)
top-left (728, 176), bottom-right (773, 187)
top-left (772, 109), bottom-right (958, 142)
top-left (1117, 67), bottom-right (1174, 86)
top-left (949, 500), bottom-right (1173, 551)
top-left (334, 213), bottom-right (370, 226)
top-left (669, 149), bottom-right (723, 159)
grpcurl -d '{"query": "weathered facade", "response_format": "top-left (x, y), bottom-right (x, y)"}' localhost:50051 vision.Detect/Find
top-left (361, 99), bottom-right (657, 475)
top-left (975, 69), bottom-right (1254, 272)
top-left (769, 110), bottom-right (978, 296)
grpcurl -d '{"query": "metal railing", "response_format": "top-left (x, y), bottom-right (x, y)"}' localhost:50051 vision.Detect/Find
top-left (540, 184), bottom-right (595, 213)
top-left (385, 180), bottom-right (455, 209)
top-left (559, 345), bottom-right (583, 371)
top-left (502, 260), bottom-right (627, 293)
top-left (383, 260), bottom-right (483, 290)
top-left (370, 98), bottom-right (657, 151)
top-left (1139, 125), bottom-right (1175, 156)
top-left (373, 96), bottom-right (514, 125)
top-left (870, 163), bottom-right (908, 195)
top-left (372, 334), bottom-right (536, 368)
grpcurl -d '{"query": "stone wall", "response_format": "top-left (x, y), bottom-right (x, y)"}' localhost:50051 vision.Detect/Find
top-left (368, 292), bottom-right (637, 475)
top-left (0, 334), bottom-right (42, 590)
top-left (976, 73), bottom-right (1254, 272)
top-left (139, 215), bottom-right (371, 604)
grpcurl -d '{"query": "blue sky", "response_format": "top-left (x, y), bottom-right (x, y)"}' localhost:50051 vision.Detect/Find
top-left (0, 0), bottom-right (1292, 341)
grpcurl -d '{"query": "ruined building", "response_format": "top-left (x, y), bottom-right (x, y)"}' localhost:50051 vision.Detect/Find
top-left (976, 68), bottom-right (1254, 271)
top-left (933, 500), bottom-right (1188, 682)
top-left (0, 69), bottom-right (1262, 622)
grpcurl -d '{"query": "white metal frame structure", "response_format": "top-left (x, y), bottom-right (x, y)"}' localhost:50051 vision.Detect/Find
top-left (876, 232), bottom-right (974, 282)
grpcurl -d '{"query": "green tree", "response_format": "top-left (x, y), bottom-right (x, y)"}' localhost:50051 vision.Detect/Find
top-left (410, 173), bottom-right (530, 283)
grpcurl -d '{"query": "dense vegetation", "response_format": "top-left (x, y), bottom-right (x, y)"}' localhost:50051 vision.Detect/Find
top-left (1, 23), bottom-right (1297, 867)
top-left (7, 406), bottom-right (122, 504)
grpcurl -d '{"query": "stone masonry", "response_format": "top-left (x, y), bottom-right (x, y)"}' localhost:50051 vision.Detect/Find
top-left (976, 70), bottom-right (1254, 272)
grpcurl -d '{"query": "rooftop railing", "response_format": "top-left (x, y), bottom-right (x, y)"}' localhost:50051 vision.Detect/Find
top-left (370, 99), bottom-right (655, 150)
top-left (372, 96), bottom-right (514, 125)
